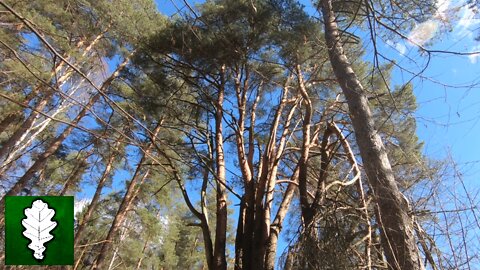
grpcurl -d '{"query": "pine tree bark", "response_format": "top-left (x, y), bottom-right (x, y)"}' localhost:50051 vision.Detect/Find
top-left (0, 113), bottom-right (20, 134)
top-left (213, 65), bottom-right (228, 270)
top-left (319, 1), bottom-right (422, 269)
top-left (90, 124), bottom-right (161, 270)
top-left (73, 139), bottom-right (121, 246)
top-left (0, 93), bottom-right (99, 201)
top-left (264, 168), bottom-right (298, 270)
top-left (0, 91), bottom-right (52, 163)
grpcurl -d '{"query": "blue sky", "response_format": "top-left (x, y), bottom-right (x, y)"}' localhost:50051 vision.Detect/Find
top-left (71, 0), bottom-right (480, 265)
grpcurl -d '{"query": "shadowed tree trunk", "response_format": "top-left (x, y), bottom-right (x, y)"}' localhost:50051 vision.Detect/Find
top-left (213, 65), bottom-right (228, 270)
top-left (90, 124), bottom-right (161, 270)
top-left (319, 1), bottom-right (423, 269)
top-left (264, 168), bottom-right (298, 270)
top-left (72, 139), bottom-right (121, 270)
top-left (0, 88), bottom-right (41, 135)
top-left (0, 113), bottom-right (21, 134)
top-left (58, 151), bottom-right (91, 196)
top-left (0, 91), bottom-right (53, 164)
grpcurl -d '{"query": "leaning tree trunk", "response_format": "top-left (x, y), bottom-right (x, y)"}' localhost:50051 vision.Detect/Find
top-left (0, 26), bottom-right (107, 166)
top-left (73, 139), bottom-right (121, 242)
top-left (72, 139), bottom-right (121, 270)
top-left (58, 151), bottom-right (90, 196)
top-left (319, 1), bottom-right (422, 269)
top-left (0, 55), bottom-right (128, 198)
top-left (0, 91), bottom-right (53, 164)
top-left (89, 124), bottom-right (161, 270)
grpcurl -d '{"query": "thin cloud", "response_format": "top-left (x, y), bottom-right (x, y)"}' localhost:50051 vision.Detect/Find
top-left (407, 0), bottom-right (451, 46)
top-left (468, 45), bottom-right (480, 64)
top-left (408, 21), bottom-right (439, 46)
top-left (455, 4), bottom-right (480, 39)
top-left (386, 39), bottom-right (407, 55)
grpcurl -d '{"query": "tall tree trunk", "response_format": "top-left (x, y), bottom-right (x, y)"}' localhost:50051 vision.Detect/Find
top-left (73, 139), bottom-right (121, 246)
top-left (0, 91), bottom-right (52, 163)
top-left (319, 1), bottom-right (422, 269)
top-left (0, 28), bottom-right (107, 166)
top-left (213, 65), bottom-right (228, 270)
top-left (107, 219), bottom-right (131, 270)
top-left (72, 140), bottom-right (121, 270)
top-left (0, 56), bottom-right (129, 226)
top-left (0, 86), bottom-right (42, 135)
top-left (200, 145), bottom-right (215, 270)
top-left (90, 124), bottom-right (161, 270)
top-left (0, 55), bottom-right (127, 194)
top-left (296, 65), bottom-right (315, 229)
top-left (0, 93), bottom-right (98, 198)
top-left (234, 197), bottom-right (245, 270)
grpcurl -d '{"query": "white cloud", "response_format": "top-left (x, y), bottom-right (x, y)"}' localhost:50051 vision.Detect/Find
top-left (386, 40), bottom-right (407, 56)
top-left (458, 5), bottom-right (478, 28)
top-left (454, 4), bottom-right (480, 39)
top-left (408, 21), bottom-right (439, 46)
top-left (436, 0), bottom-right (451, 17)
top-left (396, 42), bottom-right (407, 55)
top-left (407, 0), bottom-right (451, 46)
top-left (468, 54), bottom-right (479, 63)
top-left (468, 53), bottom-right (480, 64)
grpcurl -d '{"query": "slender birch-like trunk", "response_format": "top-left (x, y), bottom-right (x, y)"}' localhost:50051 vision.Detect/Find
top-left (0, 56), bottom-right (129, 201)
top-left (0, 29), bottom-right (106, 165)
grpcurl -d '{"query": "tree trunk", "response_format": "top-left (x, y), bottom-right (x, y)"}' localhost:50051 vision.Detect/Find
top-left (0, 56), bottom-right (129, 227)
top-left (234, 197), bottom-right (245, 270)
top-left (58, 152), bottom-right (90, 196)
top-left (200, 148), bottom-right (215, 270)
top-left (0, 93), bottom-right (99, 201)
top-left (264, 168), bottom-right (299, 270)
top-left (319, 1), bottom-right (422, 269)
top-left (72, 138), bottom-right (120, 270)
top-left (73, 139), bottom-right (121, 246)
top-left (107, 219), bottom-right (130, 270)
top-left (213, 65), bottom-right (228, 270)
top-left (0, 27), bottom-right (107, 167)
top-left (295, 65), bottom-right (315, 228)
top-left (0, 92), bottom-right (52, 163)
top-left (90, 125), bottom-right (161, 270)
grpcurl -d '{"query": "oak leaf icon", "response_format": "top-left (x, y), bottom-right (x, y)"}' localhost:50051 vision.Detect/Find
top-left (22, 199), bottom-right (57, 260)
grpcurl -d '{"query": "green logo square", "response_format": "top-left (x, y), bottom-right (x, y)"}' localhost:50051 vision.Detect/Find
top-left (5, 196), bottom-right (74, 265)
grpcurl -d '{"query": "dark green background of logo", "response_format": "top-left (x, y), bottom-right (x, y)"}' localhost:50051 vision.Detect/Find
top-left (5, 196), bottom-right (74, 265)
